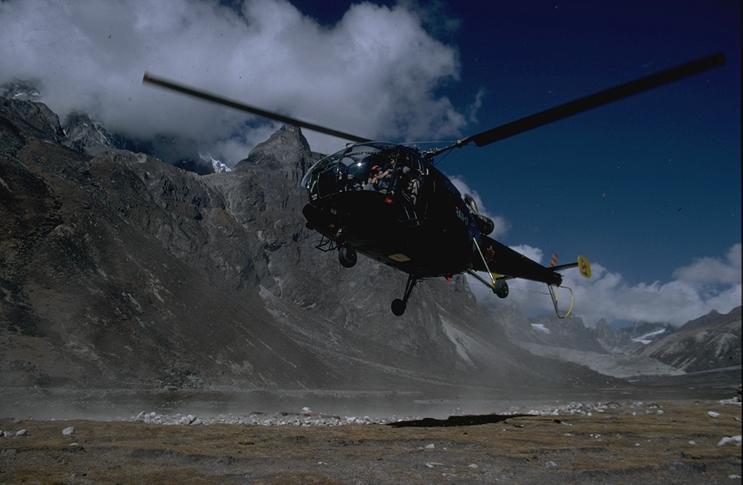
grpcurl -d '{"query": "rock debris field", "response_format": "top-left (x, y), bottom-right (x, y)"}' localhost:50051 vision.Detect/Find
top-left (1, 398), bottom-right (741, 484)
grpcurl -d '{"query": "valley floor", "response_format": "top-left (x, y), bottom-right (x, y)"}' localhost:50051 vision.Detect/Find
top-left (1, 398), bottom-right (741, 484)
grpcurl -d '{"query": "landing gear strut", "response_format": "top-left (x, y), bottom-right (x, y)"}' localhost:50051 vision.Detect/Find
top-left (391, 275), bottom-right (418, 316)
top-left (338, 247), bottom-right (357, 268)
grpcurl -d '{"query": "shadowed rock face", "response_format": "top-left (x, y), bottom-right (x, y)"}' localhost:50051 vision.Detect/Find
top-left (0, 97), bottom-right (63, 148)
top-left (0, 96), bottom-right (615, 392)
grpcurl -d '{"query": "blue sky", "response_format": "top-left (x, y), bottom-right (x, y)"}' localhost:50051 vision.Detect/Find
top-left (2, 0), bottom-right (738, 323)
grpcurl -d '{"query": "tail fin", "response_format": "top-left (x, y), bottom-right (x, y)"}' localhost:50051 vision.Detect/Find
top-left (577, 255), bottom-right (592, 278)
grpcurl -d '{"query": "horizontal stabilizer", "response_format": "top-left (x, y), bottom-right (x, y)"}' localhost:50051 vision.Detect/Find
top-left (551, 255), bottom-right (592, 278)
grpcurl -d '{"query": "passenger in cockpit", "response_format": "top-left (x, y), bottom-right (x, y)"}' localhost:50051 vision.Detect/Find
top-left (374, 158), bottom-right (399, 193)
top-left (404, 167), bottom-right (421, 206)
top-left (365, 164), bottom-right (381, 190)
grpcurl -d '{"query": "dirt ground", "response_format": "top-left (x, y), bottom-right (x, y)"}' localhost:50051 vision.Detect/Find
top-left (1, 400), bottom-right (741, 484)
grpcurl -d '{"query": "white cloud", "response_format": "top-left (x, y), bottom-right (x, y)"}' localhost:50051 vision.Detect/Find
top-left (469, 243), bottom-right (742, 327)
top-left (0, 0), bottom-right (468, 162)
top-left (672, 243), bottom-right (741, 285)
top-left (208, 122), bottom-right (281, 164)
top-left (466, 88), bottom-right (486, 123)
top-left (508, 244), bottom-right (543, 264)
top-left (449, 175), bottom-right (510, 239)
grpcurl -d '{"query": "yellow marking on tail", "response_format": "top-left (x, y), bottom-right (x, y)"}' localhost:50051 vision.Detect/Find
top-left (577, 255), bottom-right (592, 278)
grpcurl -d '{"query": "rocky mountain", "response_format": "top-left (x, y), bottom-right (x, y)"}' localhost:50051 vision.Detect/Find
top-left (526, 315), bottom-right (607, 353)
top-left (61, 112), bottom-right (116, 156)
top-left (498, 299), bottom-right (740, 378)
top-left (497, 305), bottom-right (683, 378)
top-left (639, 307), bottom-right (741, 372)
top-left (1, 81), bottom-right (42, 102)
top-left (0, 95), bottom-right (615, 393)
top-left (174, 155), bottom-right (233, 176)
top-left (595, 319), bottom-right (674, 353)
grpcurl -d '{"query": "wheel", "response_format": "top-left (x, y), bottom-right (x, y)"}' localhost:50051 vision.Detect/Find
top-left (391, 299), bottom-right (406, 316)
top-left (494, 280), bottom-right (509, 299)
top-left (338, 247), bottom-right (357, 268)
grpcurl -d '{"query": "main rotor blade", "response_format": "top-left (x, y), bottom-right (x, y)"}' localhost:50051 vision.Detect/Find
top-left (143, 72), bottom-right (372, 144)
top-left (465, 52), bottom-right (725, 147)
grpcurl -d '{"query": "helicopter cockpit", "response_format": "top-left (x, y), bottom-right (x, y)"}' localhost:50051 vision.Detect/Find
top-left (301, 142), bottom-right (424, 208)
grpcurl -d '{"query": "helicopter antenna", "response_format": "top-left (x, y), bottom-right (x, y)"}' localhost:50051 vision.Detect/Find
top-left (142, 73), bottom-right (372, 144)
top-left (427, 52), bottom-right (725, 160)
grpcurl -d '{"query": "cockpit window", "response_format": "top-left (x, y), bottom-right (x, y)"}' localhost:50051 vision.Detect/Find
top-left (302, 143), bottom-right (420, 200)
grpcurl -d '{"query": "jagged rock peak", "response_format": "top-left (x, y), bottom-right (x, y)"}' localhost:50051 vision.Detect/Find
top-left (235, 124), bottom-right (311, 184)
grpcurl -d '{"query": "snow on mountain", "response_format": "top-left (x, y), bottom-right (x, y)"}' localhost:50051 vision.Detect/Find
top-left (209, 156), bottom-right (232, 173)
top-left (1, 80), bottom-right (42, 102)
top-left (596, 319), bottom-right (673, 353)
top-left (631, 328), bottom-right (669, 345)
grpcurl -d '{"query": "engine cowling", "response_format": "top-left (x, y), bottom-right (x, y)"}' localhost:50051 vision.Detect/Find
top-left (463, 194), bottom-right (495, 235)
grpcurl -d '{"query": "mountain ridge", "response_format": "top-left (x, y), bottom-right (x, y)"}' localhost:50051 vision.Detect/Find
top-left (639, 306), bottom-right (741, 372)
top-left (1, 95), bottom-right (617, 393)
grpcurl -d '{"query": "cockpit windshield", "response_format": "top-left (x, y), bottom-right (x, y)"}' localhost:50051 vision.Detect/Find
top-left (301, 143), bottom-right (422, 201)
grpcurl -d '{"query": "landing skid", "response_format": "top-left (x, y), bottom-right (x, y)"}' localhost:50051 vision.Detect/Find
top-left (548, 284), bottom-right (575, 319)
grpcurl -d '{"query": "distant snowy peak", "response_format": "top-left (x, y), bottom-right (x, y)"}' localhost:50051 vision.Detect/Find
top-left (530, 323), bottom-right (551, 334)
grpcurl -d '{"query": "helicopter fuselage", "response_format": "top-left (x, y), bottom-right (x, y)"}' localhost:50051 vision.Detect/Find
top-left (301, 142), bottom-right (477, 278)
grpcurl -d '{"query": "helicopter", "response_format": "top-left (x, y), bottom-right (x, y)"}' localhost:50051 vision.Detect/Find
top-left (143, 52), bottom-right (724, 316)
